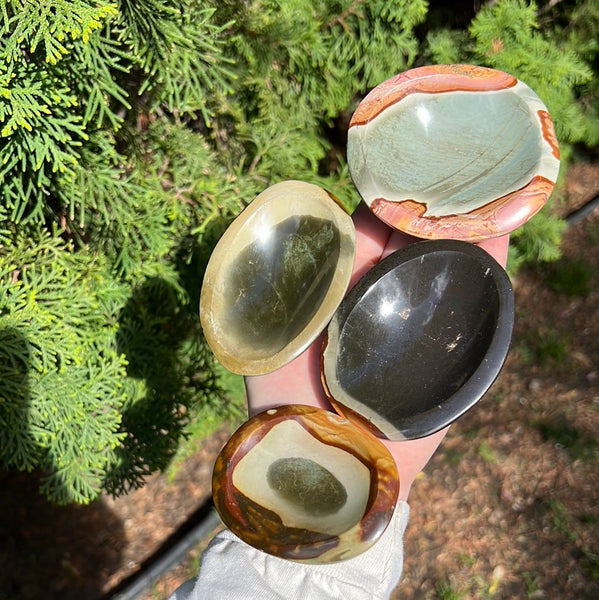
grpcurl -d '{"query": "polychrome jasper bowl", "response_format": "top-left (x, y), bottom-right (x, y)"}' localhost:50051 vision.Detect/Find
top-left (347, 64), bottom-right (560, 241)
top-left (212, 404), bottom-right (399, 563)
top-left (200, 180), bottom-right (356, 375)
top-left (322, 239), bottom-right (514, 441)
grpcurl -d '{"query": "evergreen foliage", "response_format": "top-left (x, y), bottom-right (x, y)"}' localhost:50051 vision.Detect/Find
top-left (0, 0), bottom-right (241, 503)
top-left (0, 0), bottom-right (597, 504)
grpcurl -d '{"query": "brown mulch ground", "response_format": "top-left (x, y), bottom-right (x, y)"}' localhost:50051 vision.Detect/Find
top-left (1, 163), bottom-right (598, 600)
top-left (397, 162), bottom-right (599, 600)
top-left (0, 428), bottom-right (232, 600)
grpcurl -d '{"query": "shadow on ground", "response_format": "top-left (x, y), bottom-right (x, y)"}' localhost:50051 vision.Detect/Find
top-left (0, 469), bottom-right (124, 600)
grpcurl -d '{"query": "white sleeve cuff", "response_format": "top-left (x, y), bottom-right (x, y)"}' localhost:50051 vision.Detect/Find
top-left (169, 500), bottom-right (409, 600)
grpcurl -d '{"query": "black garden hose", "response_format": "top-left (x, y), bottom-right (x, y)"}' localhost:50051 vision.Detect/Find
top-left (107, 502), bottom-right (221, 600)
top-left (566, 192), bottom-right (599, 226)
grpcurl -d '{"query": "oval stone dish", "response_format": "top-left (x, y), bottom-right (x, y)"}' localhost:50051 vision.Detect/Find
top-left (200, 180), bottom-right (356, 376)
top-left (212, 404), bottom-right (399, 563)
top-left (322, 239), bottom-right (515, 440)
top-left (347, 64), bottom-right (561, 241)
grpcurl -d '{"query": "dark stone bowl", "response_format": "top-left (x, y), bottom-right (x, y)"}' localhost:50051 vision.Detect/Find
top-left (322, 239), bottom-right (514, 440)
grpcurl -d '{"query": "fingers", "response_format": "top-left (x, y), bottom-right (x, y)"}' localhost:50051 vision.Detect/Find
top-left (477, 234), bottom-right (510, 268)
top-left (349, 203), bottom-right (392, 286)
top-left (381, 228), bottom-right (421, 259)
top-left (354, 205), bottom-right (510, 267)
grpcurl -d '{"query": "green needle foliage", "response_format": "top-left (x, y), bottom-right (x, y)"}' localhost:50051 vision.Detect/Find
top-left (0, 0), bottom-right (597, 504)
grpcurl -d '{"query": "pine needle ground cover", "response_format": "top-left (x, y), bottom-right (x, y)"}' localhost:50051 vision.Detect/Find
top-left (0, 0), bottom-right (597, 505)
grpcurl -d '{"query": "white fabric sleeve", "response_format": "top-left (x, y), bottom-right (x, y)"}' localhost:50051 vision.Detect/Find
top-left (168, 500), bottom-right (409, 600)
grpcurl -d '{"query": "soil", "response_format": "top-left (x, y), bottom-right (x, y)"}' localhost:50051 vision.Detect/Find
top-left (1, 163), bottom-right (598, 600)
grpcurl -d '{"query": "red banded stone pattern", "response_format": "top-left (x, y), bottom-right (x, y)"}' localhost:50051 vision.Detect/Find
top-left (212, 404), bottom-right (399, 563)
top-left (347, 64), bottom-right (560, 241)
top-left (350, 64), bottom-right (518, 126)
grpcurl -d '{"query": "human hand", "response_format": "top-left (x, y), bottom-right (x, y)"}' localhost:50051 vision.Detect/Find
top-left (244, 202), bottom-right (509, 501)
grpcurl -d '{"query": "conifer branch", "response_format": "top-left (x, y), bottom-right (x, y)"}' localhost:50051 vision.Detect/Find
top-left (326, 0), bottom-right (366, 33)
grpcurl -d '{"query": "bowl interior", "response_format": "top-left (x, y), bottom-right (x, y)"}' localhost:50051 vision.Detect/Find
top-left (351, 90), bottom-right (543, 216)
top-left (347, 65), bottom-right (560, 241)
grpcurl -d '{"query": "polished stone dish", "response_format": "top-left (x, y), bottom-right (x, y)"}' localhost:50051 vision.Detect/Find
top-left (212, 404), bottom-right (399, 563)
top-left (322, 239), bottom-right (514, 440)
top-left (347, 64), bottom-right (561, 241)
top-left (200, 180), bottom-right (356, 375)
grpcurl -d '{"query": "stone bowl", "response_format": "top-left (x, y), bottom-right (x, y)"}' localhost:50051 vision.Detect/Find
top-left (347, 64), bottom-right (560, 241)
top-left (212, 404), bottom-right (399, 563)
top-left (200, 180), bottom-right (355, 375)
top-left (322, 239), bottom-right (515, 440)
